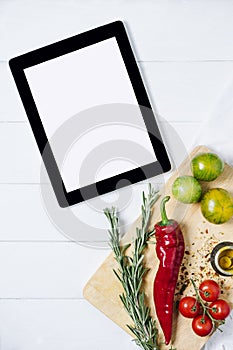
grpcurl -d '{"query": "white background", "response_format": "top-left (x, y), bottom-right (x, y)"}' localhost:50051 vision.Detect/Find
top-left (1, 1), bottom-right (233, 349)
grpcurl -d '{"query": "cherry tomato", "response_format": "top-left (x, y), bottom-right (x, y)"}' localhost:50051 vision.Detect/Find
top-left (179, 296), bottom-right (201, 318)
top-left (209, 299), bottom-right (231, 320)
top-left (199, 280), bottom-right (220, 302)
top-left (192, 315), bottom-right (213, 337)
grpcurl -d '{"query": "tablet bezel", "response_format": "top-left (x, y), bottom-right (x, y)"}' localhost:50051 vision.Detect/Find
top-left (9, 21), bottom-right (171, 207)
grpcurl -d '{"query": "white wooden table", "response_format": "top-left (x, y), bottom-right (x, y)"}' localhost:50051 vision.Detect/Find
top-left (1, 1), bottom-right (233, 349)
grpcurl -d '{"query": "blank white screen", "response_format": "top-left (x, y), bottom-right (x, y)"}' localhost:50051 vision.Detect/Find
top-left (24, 37), bottom-right (157, 192)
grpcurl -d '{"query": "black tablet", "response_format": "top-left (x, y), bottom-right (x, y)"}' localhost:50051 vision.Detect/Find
top-left (9, 21), bottom-right (171, 208)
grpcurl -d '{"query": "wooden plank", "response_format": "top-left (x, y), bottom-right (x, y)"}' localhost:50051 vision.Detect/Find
top-left (140, 61), bottom-right (233, 123)
top-left (0, 185), bottom-right (65, 241)
top-left (0, 183), bottom-right (136, 242)
top-left (1, 1), bottom-right (233, 61)
top-left (0, 119), bottom-right (198, 242)
top-left (0, 123), bottom-right (42, 183)
top-left (0, 298), bottom-right (230, 349)
top-left (0, 121), bottom-right (199, 183)
top-left (0, 63), bottom-right (27, 121)
top-left (0, 299), bottom-right (137, 350)
top-left (0, 242), bottom-right (110, 298)
top-left (84, 145), bottom-right (233, 350)
top-left (0, 121), bottom-right (197, 243)
top-left (1, 61), bottom-right (233, 122)
top-left (0, 180), bottom-right (161, 244)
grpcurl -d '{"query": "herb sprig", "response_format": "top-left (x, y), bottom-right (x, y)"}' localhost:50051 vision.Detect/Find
top-left (104, 184), bottom-right (160, 350)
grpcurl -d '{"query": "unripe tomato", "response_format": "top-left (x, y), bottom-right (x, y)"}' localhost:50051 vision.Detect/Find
top-left (191, 153), bottom-right (224, 181)
top-left (201, 188), bottom-right (233, 224)
top-left (172, 176), bottom-right (202, 204)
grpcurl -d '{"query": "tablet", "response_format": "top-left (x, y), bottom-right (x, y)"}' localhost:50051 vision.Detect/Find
top-left (9, 21), bottom-right (171, 208)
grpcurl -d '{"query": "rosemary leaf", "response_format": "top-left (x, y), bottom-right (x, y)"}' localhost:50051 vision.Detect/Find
top-left (104, 184), bottom-right (160, 350)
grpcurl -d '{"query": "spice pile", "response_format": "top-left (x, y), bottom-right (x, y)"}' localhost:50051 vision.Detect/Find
top-left (175, 230), bottom-right (232, 300)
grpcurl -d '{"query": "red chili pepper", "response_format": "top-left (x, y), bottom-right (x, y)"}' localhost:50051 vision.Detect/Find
top-left (153, 196), bottom-right (185, 345)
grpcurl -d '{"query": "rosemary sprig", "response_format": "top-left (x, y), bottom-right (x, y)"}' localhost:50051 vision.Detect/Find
top-left (104, 184), bottom-right (160, 350)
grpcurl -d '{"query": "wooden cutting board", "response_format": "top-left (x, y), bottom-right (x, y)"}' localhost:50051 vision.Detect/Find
top-left (83, 146), bottom-right (233, 350)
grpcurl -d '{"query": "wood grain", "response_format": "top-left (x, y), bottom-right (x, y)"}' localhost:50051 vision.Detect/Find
top-left (2, 61), bottom-right (233, 123)
top-left (0, 299), bottom-right (136, 350)
top-left (84, 146), bottom-right (233, 350)
top-left (0, 242), bottom-right (109, 298)
top-left (0, 122), bottom-right (199, 183)
top-left (1, 1), bottom-right (233, 61)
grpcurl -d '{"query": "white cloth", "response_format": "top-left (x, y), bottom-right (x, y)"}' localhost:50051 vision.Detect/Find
top-left (193, 80), bottom-right (233, 350)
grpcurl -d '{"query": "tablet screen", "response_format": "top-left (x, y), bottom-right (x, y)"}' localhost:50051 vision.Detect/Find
top-left (24, 37), bottom-right (157, 192)
top-left (10, 21), bottom-right (171, 207)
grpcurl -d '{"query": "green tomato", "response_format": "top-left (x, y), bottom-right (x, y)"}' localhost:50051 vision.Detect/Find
top-left (172, 176), bottom-right (202, 204)
top-left (201, 188), bottom-right (233, 224)
top-left (191, 153), bottom-right (224, 181)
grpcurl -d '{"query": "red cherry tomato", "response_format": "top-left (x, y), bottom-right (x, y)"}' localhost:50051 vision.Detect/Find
top-left (179, 296), bottom-right (201, 318)
top-left (209, 299), bottom-right (231, 320)
top-left (192, 315), bottom-right (213, 337)
top-left (199, 280), bottom-right (220, 302)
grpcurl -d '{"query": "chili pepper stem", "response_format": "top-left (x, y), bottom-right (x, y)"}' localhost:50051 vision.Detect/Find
top-left (160, 196), bottom-right (170, 225)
